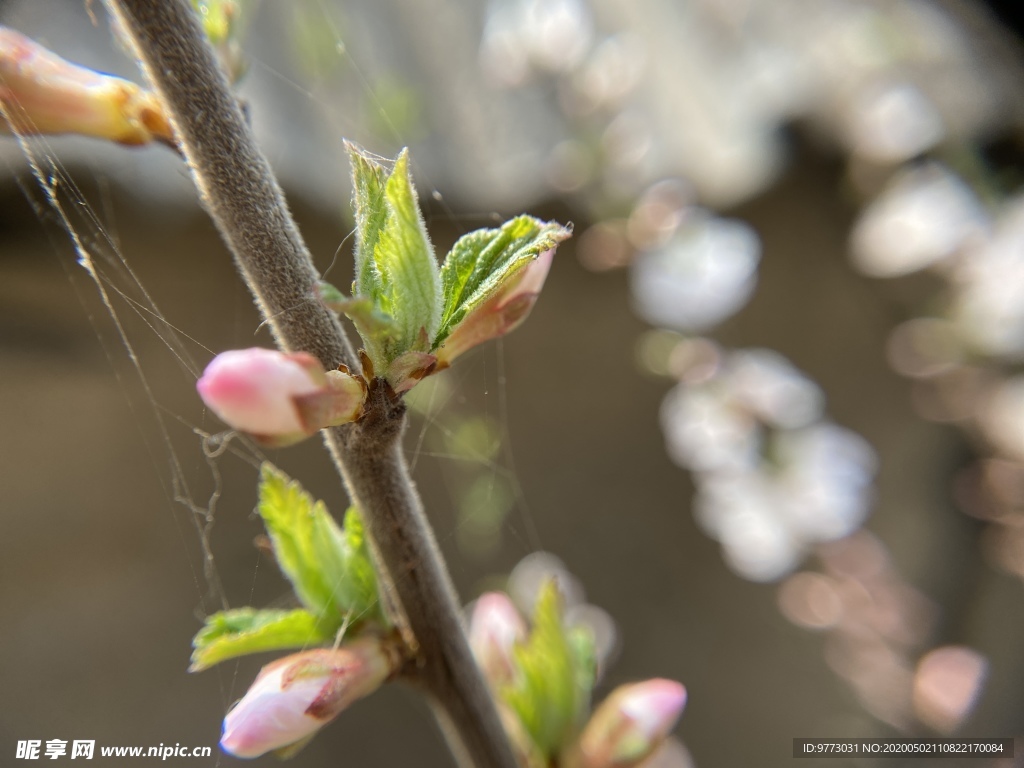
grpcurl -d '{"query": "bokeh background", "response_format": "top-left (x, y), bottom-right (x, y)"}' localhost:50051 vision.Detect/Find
top-left (3, 0), bottom-right (1024, 766)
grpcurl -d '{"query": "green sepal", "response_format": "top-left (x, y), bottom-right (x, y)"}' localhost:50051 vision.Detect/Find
top-left (501, 580), bottom-right (591, 757)
top-left (435, 216), bottom-right (571, 349)
top-left (189, 607), bottom-right (329, 672)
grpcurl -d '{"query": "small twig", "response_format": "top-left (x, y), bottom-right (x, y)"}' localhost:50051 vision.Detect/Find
top-left (105, 2), bottom-right (518, 766)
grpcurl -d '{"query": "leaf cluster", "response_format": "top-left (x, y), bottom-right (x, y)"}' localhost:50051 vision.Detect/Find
top-left (501, 581), bottom-right (597, 758)
top-left (190, 464), bottom-right (384, 671)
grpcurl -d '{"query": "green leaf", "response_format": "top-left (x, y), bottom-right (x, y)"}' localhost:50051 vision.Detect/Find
top-left (344, 145), bottom-right (443, 372)
top-left (258, 464), bottom-right (340, 623)
top-left (435, 216), bottom-right (570, 349)
top-left (311, 507), bottom-right (383, 624)
top-left (346, 142), bottom-right (389, 303)
top-left (190, 607), bottom-right (329, 672)
top-left (190, 0), bottom-right (236, 45)
top-left (373, 150), bottom-right (442, 356)
top-left (257, 463), bottom-right (385, 630)
top-left (501, 580), bottom-right (591, 757)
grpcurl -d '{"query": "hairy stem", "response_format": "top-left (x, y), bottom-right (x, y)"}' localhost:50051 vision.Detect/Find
top-left (106, 2), bottom-right (517, 766)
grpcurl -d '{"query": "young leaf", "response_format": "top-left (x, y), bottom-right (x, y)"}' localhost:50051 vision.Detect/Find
top-left (346, 142), bottom-right (389, 303)
top-left (257, 463), bottom-right (384, 630)
top-left (501, 580), bottom-right (593, 757)
top-left (190, 608), bottom-right (329, 672)
top-left (435, 215), bottom-right (571, 348)
top-left (373, 150), bottom-right (443, 357)
top-left (258, 464), bottom-right (340, 623)
top-left (310, 506), bottom-right (384, 624)
top-left (344, 145), bottom-right (443, 372)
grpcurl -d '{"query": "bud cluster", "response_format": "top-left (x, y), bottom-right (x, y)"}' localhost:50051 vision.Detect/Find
top-left (468, 568), bottom-right (687, 768)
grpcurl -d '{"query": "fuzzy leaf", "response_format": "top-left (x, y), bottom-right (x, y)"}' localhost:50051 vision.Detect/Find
top-left (310, 507), bottom-right (383, 624)
top-left (258, 464), bottom-right (340, 622)
top-left (435, 216), bottom-right (570, 348)
top-left (373, 150), bottom-right (442, 355)
top-left (257, 463), bottom-right (383, 629)
top-left (502, 580), bottom-right (591, 757)
top-left (345, 145), bottom-right (443, 372)
top-left (190, 608), bottom-right (329, 672)
top-left (347, 142), bottom-right (390, 303)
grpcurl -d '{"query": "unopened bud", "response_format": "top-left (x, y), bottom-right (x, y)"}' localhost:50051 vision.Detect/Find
top-left (0, 26), bottom-right (174, 148)
top-left (197, 348), bottom-right (365, 445)
top-left (469, 592), bottom-right (527, 687)
top-left (220, 639), bottom-right (398, 758)
top-left (436, 249), bottom-right (555, 367)
top-left (573, 679), bottom-right (687, 768)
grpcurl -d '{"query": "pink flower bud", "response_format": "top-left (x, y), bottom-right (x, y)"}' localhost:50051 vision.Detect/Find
top-left (436, 249), bottom-right (555, 367)
top-left (197, 348), bottom-right (365, 444)
top-left (469, 592), bottom-right (527, 687)
top-left (0, 27), bottom-right (174, 148)
top-left (574, 679), bottom-right (687, 768)
top-left (220, 639), bottom-right (397, 759)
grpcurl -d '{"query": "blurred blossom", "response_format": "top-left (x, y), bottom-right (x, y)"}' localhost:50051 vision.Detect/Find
top-left (886, 318), bottom-right (961, 379)
top-left (627, 179), bottom-right (695, 251)
top-left (818, 530), bottom-right (887, 582)
top-left (578, 221), bottom-right (633, 272)
top-left (480, 3), bottom-right (531, 87)
top-left (547, 139), bottom-right (595, 193)
top-left (509, 551), bottom-right (586, 616)
top-left (636, 330), bottom-right (687, 379)
top-left (846, 80), bottom-right (944, 163)
top-left (661, 388), bottom-right (760, 474)
top-left (982, 520), bottom-right (1024, 579)
top-left (777, 571), bottom-right (843, 630)
top-left (798, 529), bottom-right (940, 729)
top-left (727, 349), bottom-right (824, 429)
top-left (524, 0), bottom-right (594, 73)
top-left (603, 110), bottom-right (655, 172)
top-left (667, 337), bottom-right (722, 385)
top-left (851, 164), bottom-right (988, 278)
top-left (774, 424), bottom-right (877, 541)
top-left (481, 0), bottom-right (593, 85)
top-left (662, 349), bottom-right (876, 581)
top-left (631, 213), bottom-right (761, 332)
top-left (637, 738), bottom-right (696, 768)
top-left (913, 646), bottom-right (988, 733)
top-left (978, 458), bottom-right (1024, 511)
top-left (910, 364), bottom-right (989, 424)
top-left (574, 35), bottom-right (646, 111)
top-left (977, 376), bottom-right (1024, 462)
top-left (951, 198), bottom-right (1024, 360)
top-left (715, 486), bottom-right (802, 581)
top-left (469, 592), bottom-right (528, 686)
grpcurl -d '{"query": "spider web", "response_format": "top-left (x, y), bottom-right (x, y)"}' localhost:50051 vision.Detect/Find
top-left (0, 2), bottom-right (542, 754)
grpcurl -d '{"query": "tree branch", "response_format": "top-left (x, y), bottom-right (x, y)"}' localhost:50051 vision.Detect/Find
top-left (105, 2), bottom-right (518, 766)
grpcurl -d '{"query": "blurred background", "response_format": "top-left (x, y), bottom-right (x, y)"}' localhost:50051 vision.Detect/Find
top-left (3, 0), bottom-right (1024, 765)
